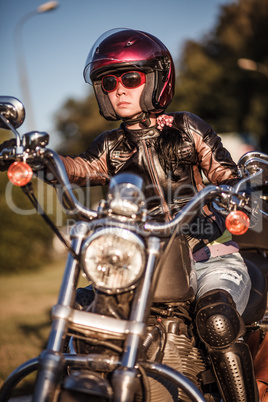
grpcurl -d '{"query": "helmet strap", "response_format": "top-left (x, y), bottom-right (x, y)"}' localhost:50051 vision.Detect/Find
top-left (122, 112), bottom-right (151, 128)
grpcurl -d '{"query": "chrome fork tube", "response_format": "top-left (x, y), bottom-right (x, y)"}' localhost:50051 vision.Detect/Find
top-left (123, 236), bottom-right (160, 367)
top-left (32, 227), bottom-right (85, 402)
top-left (47, 238), bottom-right (82, 352)
top-left (111, 237), bottom-right (160, 402)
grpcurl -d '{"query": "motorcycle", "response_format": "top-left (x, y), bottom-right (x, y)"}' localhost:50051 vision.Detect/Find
top-left (0, 96), bottom-right (268, 402)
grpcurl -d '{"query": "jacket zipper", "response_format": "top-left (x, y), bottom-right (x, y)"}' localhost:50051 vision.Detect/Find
top-left (142, 139), bottom-right (172, 222)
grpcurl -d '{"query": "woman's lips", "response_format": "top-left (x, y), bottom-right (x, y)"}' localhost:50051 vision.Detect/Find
top-left (117, 101), bottom-right (130, 107)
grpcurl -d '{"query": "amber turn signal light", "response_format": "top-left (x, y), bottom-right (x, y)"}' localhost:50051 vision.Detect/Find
top-left (226, 210), bottom-right (250, 235)
top-left (7, 161), bottom-right (33, 186)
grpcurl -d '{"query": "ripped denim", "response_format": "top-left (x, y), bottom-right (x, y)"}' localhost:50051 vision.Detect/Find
top-left (195, 252), bottom-right (251, 315)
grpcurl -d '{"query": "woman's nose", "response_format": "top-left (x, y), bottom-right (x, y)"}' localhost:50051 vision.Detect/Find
top-left (116, 81), bottom-right (126, 95)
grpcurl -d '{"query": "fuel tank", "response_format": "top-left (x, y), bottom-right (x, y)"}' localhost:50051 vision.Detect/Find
top-left (153, 235), bottom-right (196, 303)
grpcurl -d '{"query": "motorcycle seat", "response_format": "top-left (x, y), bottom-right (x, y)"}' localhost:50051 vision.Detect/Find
top-left (242, 258), bottom-right (267, 325)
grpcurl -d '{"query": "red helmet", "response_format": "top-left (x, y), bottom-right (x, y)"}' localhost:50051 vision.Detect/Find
top-left (83, 28), bottom-right (175, 121)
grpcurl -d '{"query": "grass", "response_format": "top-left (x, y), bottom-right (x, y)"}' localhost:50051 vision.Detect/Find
top-left (0, 257), bottom-right (88, 397)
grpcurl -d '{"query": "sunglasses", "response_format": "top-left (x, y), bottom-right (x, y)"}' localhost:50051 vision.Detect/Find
top-left (101, 71), bottom-right (146, 93)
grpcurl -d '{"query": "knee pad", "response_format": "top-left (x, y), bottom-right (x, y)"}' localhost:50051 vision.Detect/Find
top-left (210, 341), bottom-right (259, 401)
top-left (195, 290), bottom-right (245, 349)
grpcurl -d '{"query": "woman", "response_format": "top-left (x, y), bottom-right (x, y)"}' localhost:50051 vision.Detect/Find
top-left (58, 28), bottom-right (258, 401)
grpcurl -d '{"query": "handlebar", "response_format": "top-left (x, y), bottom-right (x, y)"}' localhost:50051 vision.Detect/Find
top-left (0, 128), bottom-right (263, 235)
top-left (41, 149), bottom-right (98, 220)
top-left (41, 150), bottom-right (238, 234)
top-left (143, 185), bottom-right (233, 234)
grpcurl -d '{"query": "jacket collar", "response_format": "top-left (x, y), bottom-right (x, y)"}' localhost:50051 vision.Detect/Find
top-left (122, 123), bottom-right (160, 144)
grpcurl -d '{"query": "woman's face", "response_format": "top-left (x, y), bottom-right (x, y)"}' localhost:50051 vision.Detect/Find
top-left (107, 78), bottom-right (145, 120)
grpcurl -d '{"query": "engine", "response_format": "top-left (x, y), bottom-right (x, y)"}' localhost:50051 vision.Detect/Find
top-left (136, 315), bottom-right (208, 402)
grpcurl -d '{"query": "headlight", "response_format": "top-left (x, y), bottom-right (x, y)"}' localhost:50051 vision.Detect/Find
top-left (81, 227), bottom-right (146, 294)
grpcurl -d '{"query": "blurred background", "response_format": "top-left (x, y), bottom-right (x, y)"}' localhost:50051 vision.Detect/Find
top-left (3, 0), bottom-right (267, 154)
top-left (1, 0), bottom-right (268, 393)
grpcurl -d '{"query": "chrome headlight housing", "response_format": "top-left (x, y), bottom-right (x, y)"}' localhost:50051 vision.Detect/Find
top-left (107, 173), bottom-right (145, 217)
top-left (81, 227), bottom-right (146, 294)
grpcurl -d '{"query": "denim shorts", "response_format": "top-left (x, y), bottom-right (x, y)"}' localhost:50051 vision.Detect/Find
top-left (194, 252), bottom-right (251, 315)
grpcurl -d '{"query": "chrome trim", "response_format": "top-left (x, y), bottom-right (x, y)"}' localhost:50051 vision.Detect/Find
top-left (82, 226), bottom-right (145, 250)
top-left (81, 227), bottom-right (146, 294)
top-left (121, 237), bottom-right (161, 368)
top-left (64, 353), bottom-right (120, 372)
top-left (0, 96), bottom-right (25, 129)
top-left (46, 236), bottom-right (83, 352)
top-left (42, 149), bottom-right (98, 220)
top-left (234, 167), bottom-right (264, 193)
top-left (109, 172), bottom-right (144, 190)
top-left (144, 185), bottom-right (230, 234)
top-left (51, 305), bottom-right (145, 340)
top-left (22, 131), bottom-right (49, 149)
top-left (131, 237), bottom-right (160, 323)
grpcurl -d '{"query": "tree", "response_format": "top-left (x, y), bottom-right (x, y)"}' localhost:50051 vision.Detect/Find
top-left (0, 173), bottom-right (54, 274)
top-left (55, 93), bottom-right (117, 155)
top-left (171, 0), bottom-right (268, 151)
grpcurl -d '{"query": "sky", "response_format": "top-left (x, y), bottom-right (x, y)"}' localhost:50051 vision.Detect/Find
top-left (1, 0), bottom-right (233, 148)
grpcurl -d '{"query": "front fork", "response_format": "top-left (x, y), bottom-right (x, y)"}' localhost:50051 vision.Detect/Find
top-left (111, 237), bottom-right (160, 402)
top-left (32, 226), bottom-right (85, 402)
top-left (33, 234), bottom-right (160, 402)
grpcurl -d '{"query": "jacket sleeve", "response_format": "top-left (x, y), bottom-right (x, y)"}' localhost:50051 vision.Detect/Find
top-left (59, 131), bottom-right (110, 186)
top-left (185, 112), bottom-right (239, 186)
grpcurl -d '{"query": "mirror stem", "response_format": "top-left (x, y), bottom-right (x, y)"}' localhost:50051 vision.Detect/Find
top-left (0, 114), bottom-right (21, 146)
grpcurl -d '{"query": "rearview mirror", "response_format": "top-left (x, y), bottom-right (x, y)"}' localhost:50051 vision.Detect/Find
top-left (0, 96), bottom-right (25, 129)
top-left (237, 151), bottom-right (268, 189)
top-left (238, 151), bottom-right (268, 170)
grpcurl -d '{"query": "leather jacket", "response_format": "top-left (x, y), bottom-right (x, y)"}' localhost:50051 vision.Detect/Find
top-left (60, 112), bottom-right (239, 251)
